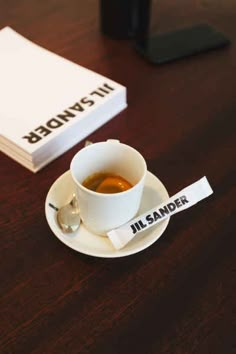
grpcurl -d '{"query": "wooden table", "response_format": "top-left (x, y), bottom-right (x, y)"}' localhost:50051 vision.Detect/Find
top-left (1, 1), bottom-right (235, 353)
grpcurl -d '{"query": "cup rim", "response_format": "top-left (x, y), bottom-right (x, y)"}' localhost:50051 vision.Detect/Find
top-left (70, 141), bottom-right (147, 197)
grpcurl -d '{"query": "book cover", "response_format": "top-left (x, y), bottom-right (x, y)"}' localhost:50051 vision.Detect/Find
top-left (0, 27), bottom-right (127, 171)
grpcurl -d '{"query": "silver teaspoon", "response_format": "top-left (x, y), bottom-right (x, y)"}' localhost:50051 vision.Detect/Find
top-left (57, 193), bottom-right (80, 233)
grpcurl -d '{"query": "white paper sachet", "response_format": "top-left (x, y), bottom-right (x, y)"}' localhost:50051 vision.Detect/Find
top-left (107, 176), bottom-right (213, 250)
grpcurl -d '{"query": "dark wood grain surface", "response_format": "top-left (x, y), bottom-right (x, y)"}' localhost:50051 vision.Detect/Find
top-left (0, 1), bottom-right (235, 353)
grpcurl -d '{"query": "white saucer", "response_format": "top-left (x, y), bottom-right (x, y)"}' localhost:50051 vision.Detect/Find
top-left (45, 171), bottom-right (170, 258)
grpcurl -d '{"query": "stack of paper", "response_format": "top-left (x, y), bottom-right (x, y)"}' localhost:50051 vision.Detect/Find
top-left (0, 27), bottom-right (127, 172)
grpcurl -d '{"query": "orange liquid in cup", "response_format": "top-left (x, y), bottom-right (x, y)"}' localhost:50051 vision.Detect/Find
top-left (82, 172), bottom-right (133, 194)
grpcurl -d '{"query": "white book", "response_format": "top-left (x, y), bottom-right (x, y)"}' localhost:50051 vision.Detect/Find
top-left (0, 27), bottom-right (127, 172)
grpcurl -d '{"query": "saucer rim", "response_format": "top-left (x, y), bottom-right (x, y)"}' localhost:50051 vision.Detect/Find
top-left (45, 170), bottom-right (170, 258)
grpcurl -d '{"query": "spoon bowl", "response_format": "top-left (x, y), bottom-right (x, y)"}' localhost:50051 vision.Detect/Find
top-left (57, 193), bottom-right (80, 233)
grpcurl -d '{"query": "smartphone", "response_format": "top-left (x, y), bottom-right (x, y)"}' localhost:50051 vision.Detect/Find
top-left (135, 24), bottom-right (230, 64)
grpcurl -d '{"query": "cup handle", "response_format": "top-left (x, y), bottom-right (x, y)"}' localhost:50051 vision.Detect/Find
top-left (84, 140), bottom-right (93, 146)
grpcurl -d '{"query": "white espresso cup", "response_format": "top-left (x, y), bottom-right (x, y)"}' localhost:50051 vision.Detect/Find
top-left (70, 140), bottom-right (147, 235)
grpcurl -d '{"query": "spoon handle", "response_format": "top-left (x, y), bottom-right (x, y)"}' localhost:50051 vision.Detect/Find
top-left (70, 193), bottom-right (79, 210)
top-left (49, 203), bottom-right (59, 211)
